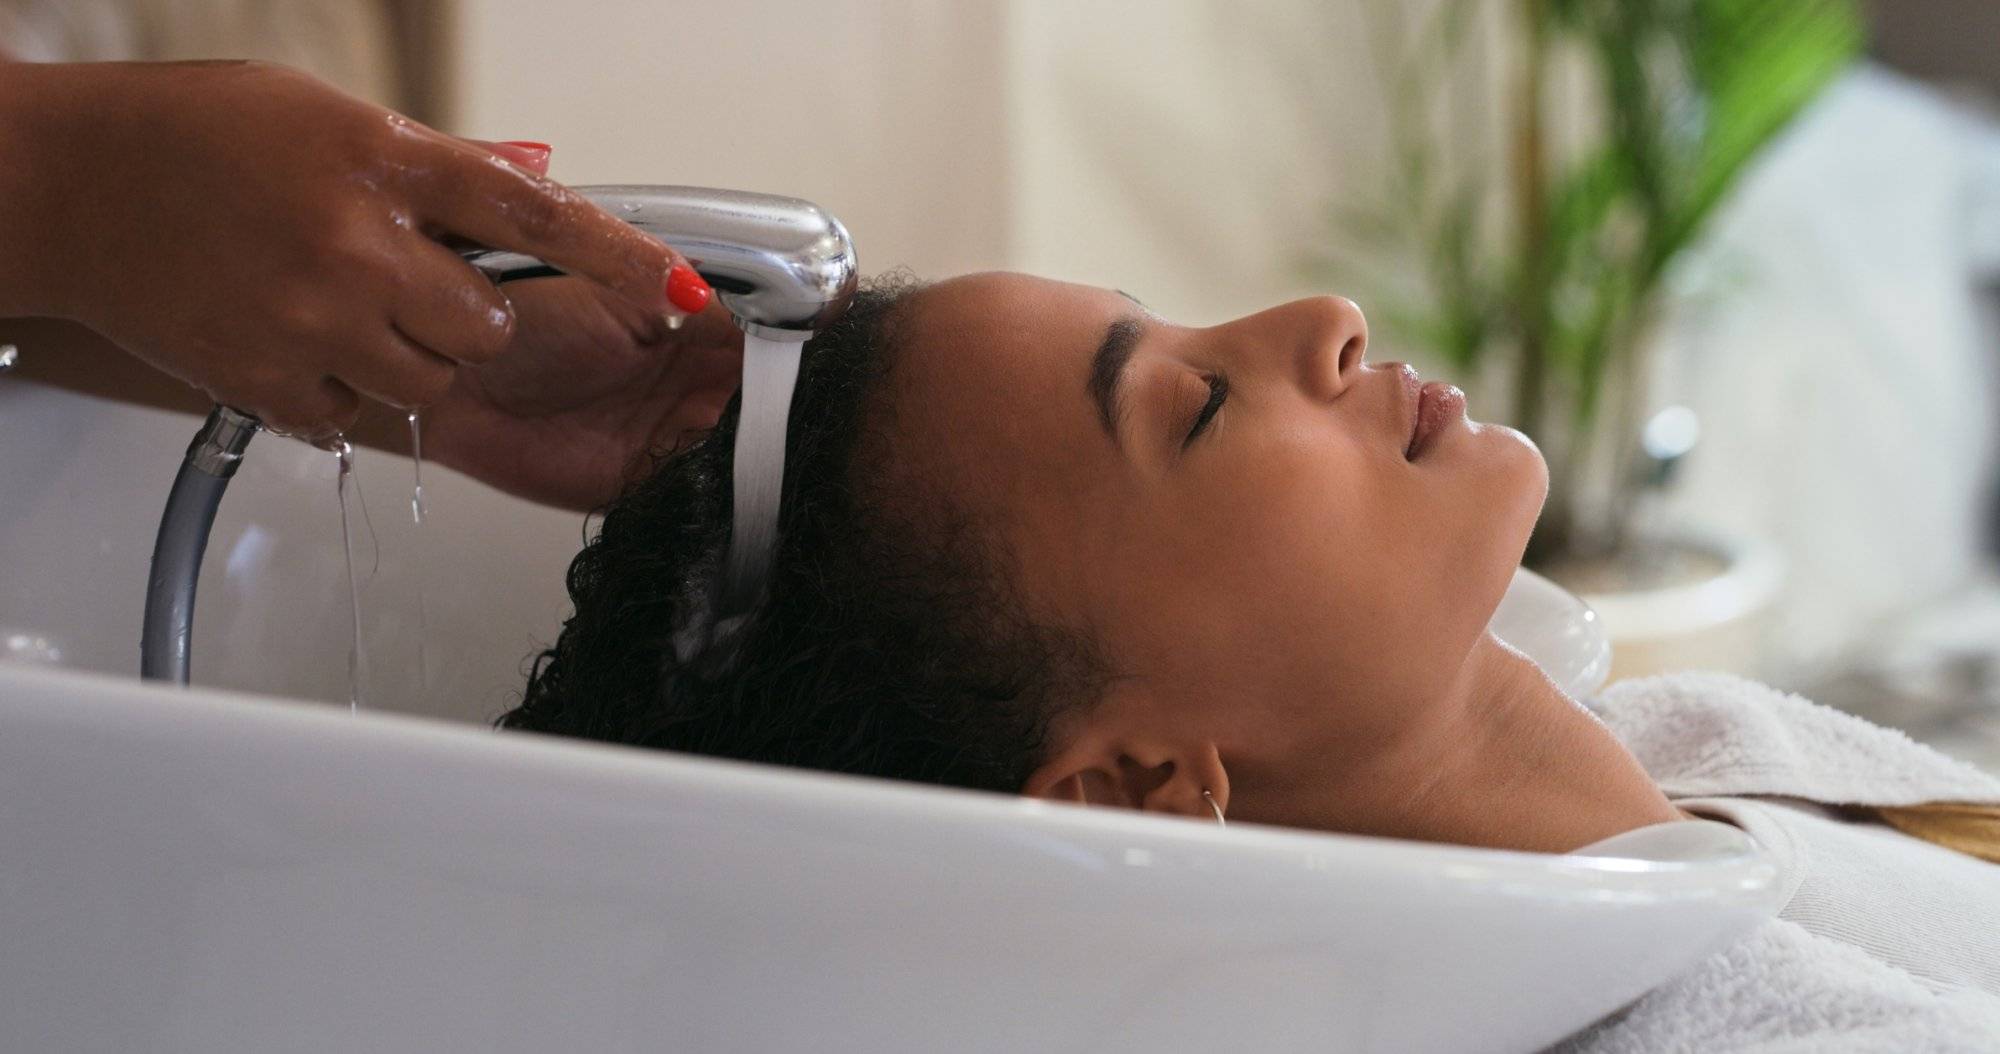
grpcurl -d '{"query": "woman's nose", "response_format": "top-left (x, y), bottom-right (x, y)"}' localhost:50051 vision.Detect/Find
top-left (1292, 295), bottom-right (1368, 402)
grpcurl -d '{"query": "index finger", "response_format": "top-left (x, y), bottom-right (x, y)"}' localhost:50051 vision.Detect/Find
top-left (407, 135), bottom-right (709, 314)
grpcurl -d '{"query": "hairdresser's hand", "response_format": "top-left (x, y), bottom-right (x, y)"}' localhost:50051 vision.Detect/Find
top-left (416, 275), bottom-right (742, 511)
top-left (0, 59), bottom-right (711, 442)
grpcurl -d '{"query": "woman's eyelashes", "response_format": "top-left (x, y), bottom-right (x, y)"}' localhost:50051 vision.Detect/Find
top-left (1182, 372), bottom-right (1229, 450)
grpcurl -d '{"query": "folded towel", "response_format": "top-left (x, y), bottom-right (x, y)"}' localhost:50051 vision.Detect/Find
top-left (1589, 670), bottom-right (2000, 806)
top-left (1550, 919), bottom-right (2000, 1053)
top-left (1550, 671), bottom-right (2000, 1052)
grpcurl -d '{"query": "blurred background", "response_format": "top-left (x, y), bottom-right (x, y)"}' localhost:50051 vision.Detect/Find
top-left (2, 1), bottom-right (1996, 766)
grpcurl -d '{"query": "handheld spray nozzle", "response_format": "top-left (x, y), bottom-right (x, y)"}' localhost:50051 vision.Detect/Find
top-left (461, 185), bottom-right (859, 339)
top-left (140, 186), bottom-right (859, 685)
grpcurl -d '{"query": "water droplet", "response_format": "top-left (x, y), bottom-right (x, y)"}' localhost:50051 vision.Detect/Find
top-left (407, 412), bottom-right (427, 527)
top-left (665, 313), bottom-right (685, 331)
top-left (408, 411), bottom-right (431, 694)
top-left (334, 438), bottom-right (376, 712)
top-left (0, 344), bottom-right (17, 372)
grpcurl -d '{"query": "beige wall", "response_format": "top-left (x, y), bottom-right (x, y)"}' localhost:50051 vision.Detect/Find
top-left (1005, 1), bottom-right (1394, 322)
top-left (454, 0), bottom-right (1402, 323)
top-left (456, 0), bottom-right (1015, 281)
top-left (0, 0), bottom-right (402, 102)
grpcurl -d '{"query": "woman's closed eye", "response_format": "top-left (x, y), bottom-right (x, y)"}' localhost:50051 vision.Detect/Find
top-left (1182, 372), bottom-right (1229, 450)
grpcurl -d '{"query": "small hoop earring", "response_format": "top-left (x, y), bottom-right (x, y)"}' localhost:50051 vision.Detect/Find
top-left (1203, 789), bottom-right (1226, 827)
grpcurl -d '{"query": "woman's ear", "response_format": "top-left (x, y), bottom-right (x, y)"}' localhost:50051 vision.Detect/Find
top-left (1022, 737), bottom-right (1229, 822)
top-left (1021, 751), bottom-right (1130, 808)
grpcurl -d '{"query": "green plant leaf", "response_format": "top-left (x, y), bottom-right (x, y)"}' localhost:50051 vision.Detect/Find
top-left (1325, 0), bottom-right (1860, 519)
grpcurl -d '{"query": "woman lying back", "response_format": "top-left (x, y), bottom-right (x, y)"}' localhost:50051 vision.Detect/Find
top-left (502, 273), bottom-right (2000, 1045)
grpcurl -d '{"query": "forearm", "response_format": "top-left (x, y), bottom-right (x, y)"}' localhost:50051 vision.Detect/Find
top-left (0, 316), bottom-right (412, 456)
top-left (0, 63), bottom-right (211, 417)
top-left (0, 59), bottom-right (35, 318)
top-left (2, 317), bottom-right (206, 414)
top-left (0, 60), bottom-right (73, 319)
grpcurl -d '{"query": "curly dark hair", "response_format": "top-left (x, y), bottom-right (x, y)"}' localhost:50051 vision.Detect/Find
top-left (498, 276), bottom-right (1105, 793)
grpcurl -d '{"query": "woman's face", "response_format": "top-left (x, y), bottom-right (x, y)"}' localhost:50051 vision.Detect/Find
top-left (880, 273), bottom-right (1548, 819)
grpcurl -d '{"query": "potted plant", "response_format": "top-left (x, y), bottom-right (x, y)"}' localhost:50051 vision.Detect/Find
top-left (1329, 0), bottom-right (1862, 678)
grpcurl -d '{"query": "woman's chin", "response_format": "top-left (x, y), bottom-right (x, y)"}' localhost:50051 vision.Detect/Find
top-left (1470, 420), bottom-right (1550, 499)
top-left (1459, 420), bottom-right (1549, 569)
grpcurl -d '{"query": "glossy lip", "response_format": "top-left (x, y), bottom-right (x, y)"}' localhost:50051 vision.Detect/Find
top-left (1406, 379), bottom-right (1467, 461)
top-left (1399, 366), bottom-right (1424, 460)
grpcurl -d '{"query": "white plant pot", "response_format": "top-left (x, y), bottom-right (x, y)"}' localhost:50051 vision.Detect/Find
top-left (1548, 531), bottom-right (1786, 684)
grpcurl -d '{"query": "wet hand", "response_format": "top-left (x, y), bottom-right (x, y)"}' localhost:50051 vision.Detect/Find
top-left (0, 60), bottom-right (713, 442)
top-left (414, 276), bottom-right (742, 511)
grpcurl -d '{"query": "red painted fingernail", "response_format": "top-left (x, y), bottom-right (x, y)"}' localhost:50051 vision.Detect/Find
top-left (667, 264), bottom-right (712, 313)
top-left (498, 140), bottom-right (552, 174)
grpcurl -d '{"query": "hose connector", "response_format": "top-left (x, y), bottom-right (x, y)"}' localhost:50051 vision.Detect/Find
top-left (186, 405), bottom-right (260, 478)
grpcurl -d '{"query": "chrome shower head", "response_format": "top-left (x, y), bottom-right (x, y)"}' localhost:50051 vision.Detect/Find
top-left (462, 185), bottom-right (859, 340)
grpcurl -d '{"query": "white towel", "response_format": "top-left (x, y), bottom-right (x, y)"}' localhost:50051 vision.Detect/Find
top-left (1587, 670), bottom-right (2000, 806)
top-left (1550, 918), bottom-right (2000, 1053)
top-left (1550, 671), bottom-right (2000, 1053)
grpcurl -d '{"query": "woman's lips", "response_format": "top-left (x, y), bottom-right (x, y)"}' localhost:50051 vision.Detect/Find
top-left (1406, 381), bottom-right (1466, 460)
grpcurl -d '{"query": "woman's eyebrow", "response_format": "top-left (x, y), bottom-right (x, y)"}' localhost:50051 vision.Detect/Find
top-left (1088, 315), bottom-right (1145, 442)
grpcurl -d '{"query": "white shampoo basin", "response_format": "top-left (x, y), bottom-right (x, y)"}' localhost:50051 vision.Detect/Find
top-left (0, 662), bottom-right (1779, 1053)
top-left (1, 381), bottom-right (1767, 1051)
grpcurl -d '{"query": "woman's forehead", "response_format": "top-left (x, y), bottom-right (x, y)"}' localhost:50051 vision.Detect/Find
top-left (894, 272), bottom-right (1119, 413)
top-left (906, 271), bottom-right (1121, 336)
top-left (883, 272), bottom-right (1130, 500)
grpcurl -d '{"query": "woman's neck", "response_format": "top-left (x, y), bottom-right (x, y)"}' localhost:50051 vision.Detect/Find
top-left (1283, 632), bottom-right (1683, 853)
